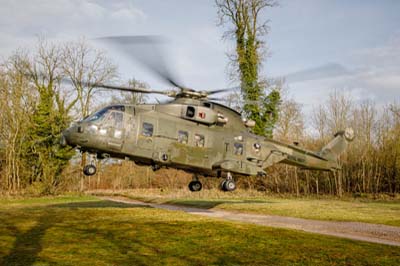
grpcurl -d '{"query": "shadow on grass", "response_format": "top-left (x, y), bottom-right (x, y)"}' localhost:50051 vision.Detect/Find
top-left (0, 200), bottom-right (149, 266)
top-left (165, 199), bottom-right (272, 209)
top-left (0, 198), bottom-right (265, 265)
top-left (1, 211), bottom-right (56, 266)
top-left (1, 198), bottom-right (399, 266)
top-left (50, 200), bottom-right (151, 209)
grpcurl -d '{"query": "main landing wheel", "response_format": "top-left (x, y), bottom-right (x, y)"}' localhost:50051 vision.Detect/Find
top-left (188, 180), bottom-right (202, 192)
top-left (221, 179), bottom-right (236, 192)
top-left (83, 164), bottom-right (97, 176)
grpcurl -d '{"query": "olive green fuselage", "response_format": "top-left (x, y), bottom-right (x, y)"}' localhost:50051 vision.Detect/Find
top-left (63, 98), bottom-right (341, 177)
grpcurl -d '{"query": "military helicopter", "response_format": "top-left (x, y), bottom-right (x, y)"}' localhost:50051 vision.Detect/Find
top-left (61, 36), bottom-right (354, 192)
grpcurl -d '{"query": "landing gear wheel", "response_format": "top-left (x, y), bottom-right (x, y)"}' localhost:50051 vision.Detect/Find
top-left (83, 165), bottom-right (97, 176)
top-left (188, 180), bottom-right (202, 192)
top-left (220, 180), bottom-right (227, 191)
top-left (220, 172), bottom-right (236, 192)
top-left (221, 179), bottom-right (236, 191)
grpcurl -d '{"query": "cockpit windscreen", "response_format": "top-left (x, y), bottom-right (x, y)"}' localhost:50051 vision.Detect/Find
top-left (83, 105), bottom-right (125, 123)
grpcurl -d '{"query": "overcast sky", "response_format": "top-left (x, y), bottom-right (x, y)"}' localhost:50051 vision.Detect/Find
top-left (1, 0), bottom-right (399, 117)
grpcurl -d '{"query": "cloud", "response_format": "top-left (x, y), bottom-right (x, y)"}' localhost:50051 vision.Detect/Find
top-left (286, 33), bottom-right (400, 106)
top-left (285, 63), bottom-right (352, 83)
top-left (352, 32), bottom-right (400, 69)
top-left (345, 35), bottom-right (400, 101)
top-left (0, 0), bottom-right (146, 56)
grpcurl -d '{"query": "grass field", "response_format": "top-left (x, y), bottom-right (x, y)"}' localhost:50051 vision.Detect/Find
top-left (0, 195), bottom-right (399, 266)
top-left (111, 189), bottom-right (400, 227)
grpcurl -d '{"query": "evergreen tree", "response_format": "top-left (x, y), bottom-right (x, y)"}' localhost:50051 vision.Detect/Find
top-left (26, 81), bottom-right (74, 193)
top-left (23, 39), bottom-right (75, 194)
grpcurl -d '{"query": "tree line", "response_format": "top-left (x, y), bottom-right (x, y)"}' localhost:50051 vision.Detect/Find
top-left (0, 37), bottom-right (399, 195)
top-left (69, 90), bottom-right (400, 196)
top-left (270, 91), bottom-right (400, 196)
top-left (1, 0), bottom-right (399, 195)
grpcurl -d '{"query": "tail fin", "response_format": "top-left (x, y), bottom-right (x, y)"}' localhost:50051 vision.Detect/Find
top-left (319, 128), bottom-right (354, 161)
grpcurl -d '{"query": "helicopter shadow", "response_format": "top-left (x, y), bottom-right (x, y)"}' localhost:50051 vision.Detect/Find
top-left (50, 200), bottom-right (151, 209)
top-left (0, 200), bottom-right (149, 266)
top-left (164, 199), bottom-right (274, 210)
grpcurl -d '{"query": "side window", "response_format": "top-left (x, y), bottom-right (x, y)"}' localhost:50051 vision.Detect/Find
top-left (178, 130), bottom-right (189, 144)
top-left (142, 122), bottom-right (153, 137)
top-left (186, 106), bottom-right (195, 118)
top-left (195, 134), bottom-right (205, 147)
top-left (234, 143), bottom-right (243, 155)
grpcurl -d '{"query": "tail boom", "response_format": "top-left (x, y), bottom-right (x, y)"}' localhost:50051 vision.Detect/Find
top-left (263, 128), bottom-right (354, 171)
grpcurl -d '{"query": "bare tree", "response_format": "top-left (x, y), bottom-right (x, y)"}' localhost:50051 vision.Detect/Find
top-left (0, 51), bottom-right (35, 191)
top-left (117, 78), bottom-right (148, 105)
top-left (223, 90), bottom-right (243, 112)
top-left (312, 105), bottom-right (328, 140)
top-left (275, 99), bottom-right (304, 142)
top-left (62, 39), bottom-right (117, 119)
top-left (326, 89), bottom-right (352, 133)
top-left (390, 103), bottom-right (400, 119)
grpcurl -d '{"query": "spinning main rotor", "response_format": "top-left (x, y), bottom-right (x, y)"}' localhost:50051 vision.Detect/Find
top-left (88, 35), bottom-right (236, 101)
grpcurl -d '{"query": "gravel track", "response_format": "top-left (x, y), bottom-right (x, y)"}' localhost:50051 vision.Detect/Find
top-left (101, 196), bottom-right (400, 247)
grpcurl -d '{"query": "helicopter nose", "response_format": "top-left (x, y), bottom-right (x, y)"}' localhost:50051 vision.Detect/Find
top-left (60, 125), bottom-right (75, 147)
top-left (60, 127), bottom-right (72, 147)
top-left (60, 133), bottom-right (68, 147)
top-left (60, 122), bottom-right (88, 147)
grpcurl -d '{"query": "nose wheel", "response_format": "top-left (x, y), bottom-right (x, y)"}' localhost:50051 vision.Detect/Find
top-left (83, 164), bottom-right (97, 176)
top-left (220, 172), bottom-right (236, 191)
top-left (83, 153), bottom-right (97, 176)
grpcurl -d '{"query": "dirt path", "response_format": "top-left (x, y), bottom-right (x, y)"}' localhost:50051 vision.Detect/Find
top-left (101, 196), bottom-right (400, 247)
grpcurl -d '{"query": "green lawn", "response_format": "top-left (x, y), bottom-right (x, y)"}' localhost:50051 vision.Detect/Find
top-left (0, 196), bottom-right (399, 266)
top-left (116, 189), bottom-right (400, 227)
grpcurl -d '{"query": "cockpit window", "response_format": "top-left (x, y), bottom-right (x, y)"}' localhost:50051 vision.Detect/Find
top-left (103, 111), bottom-right (124, 129)
top-left (84, 105), bottom-right (125, 123)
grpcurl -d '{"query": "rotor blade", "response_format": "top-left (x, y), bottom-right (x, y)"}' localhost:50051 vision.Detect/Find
top-left (85, 82), bottom-right (177, 97)
top-left (206, 97), bottom-right (224, 101)
top-left (95, 35), bottom-right (185, 89)
top-left (205, 86), bottom-right (241, 95)
top-left (58, 76), bottom-right (176, 97)
top-left (208, 96), bottom-right (262, 106)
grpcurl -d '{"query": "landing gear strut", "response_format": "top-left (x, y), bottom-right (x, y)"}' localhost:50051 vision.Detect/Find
top-left (188, 175), bottom-right (202, 192)
top-left (220, 172), bottom-right (236, 192)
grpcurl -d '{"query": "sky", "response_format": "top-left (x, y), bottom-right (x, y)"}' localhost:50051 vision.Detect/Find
top-left (0, 0), bottom-right (399, 119)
